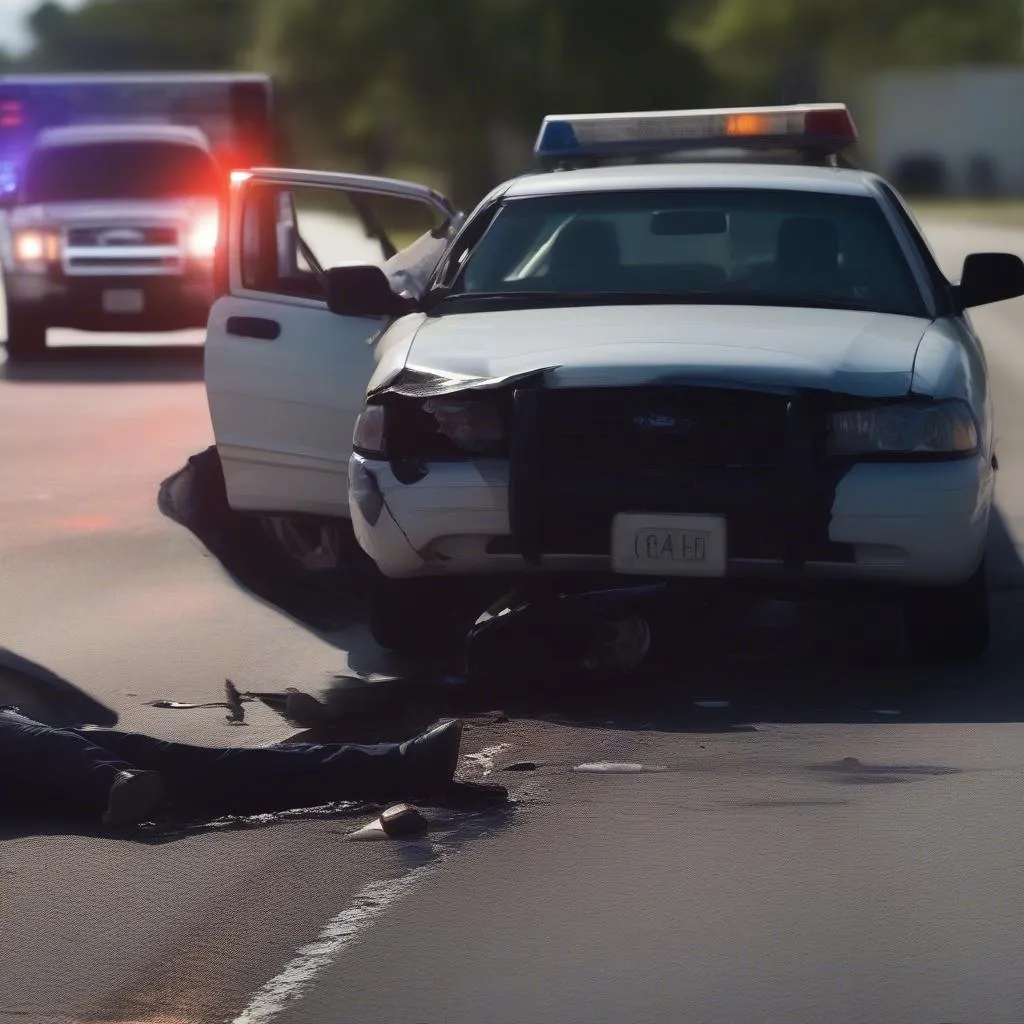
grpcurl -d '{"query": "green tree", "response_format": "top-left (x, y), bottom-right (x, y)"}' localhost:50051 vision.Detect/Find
top-left (694, 0), bottom-right (1024, 103)
top-left (250, 0), bottom-right (716, 203)
top-left (24, 0), bottom-right (253, 71)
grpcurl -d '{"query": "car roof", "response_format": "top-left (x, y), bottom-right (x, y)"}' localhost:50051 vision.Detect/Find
top-left (501, 161), bottom-right (882, 199)
top-left (32, 123), bottom-right (212, 150)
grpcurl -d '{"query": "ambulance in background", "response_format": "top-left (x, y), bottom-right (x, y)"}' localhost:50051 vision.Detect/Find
top-left (0, 73), bottom-right (279, 359)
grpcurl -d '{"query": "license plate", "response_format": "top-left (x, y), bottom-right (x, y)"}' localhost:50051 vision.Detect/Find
top-left (611, 513), bottom-right (727, 577)
top-left (102, 288), bottom-right (145, 314)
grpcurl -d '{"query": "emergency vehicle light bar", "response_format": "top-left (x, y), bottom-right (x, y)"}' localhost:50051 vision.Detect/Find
top-left (534, 104), bottom-right (859, 163)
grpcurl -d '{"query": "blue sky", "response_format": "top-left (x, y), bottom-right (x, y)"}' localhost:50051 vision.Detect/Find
top-left (0, 0), bottom-right (86, 54)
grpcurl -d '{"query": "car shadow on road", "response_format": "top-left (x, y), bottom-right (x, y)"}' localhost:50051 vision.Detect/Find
top-left (157, 444), bottom-right (1024, 734)
top-left (158, 446), bottom-right (374, 633)
top-left (1, 343), bottom-right (205, 383)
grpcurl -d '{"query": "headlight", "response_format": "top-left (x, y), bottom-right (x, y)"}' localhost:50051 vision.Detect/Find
top-left (14, 229), bottom-right (59, 264)
top-left (828, 399), bottom-right (979, 456)
top-left (187, 213), bottom-right (219, 260)
top-left (421, 397), bottom-right (506, 454)
top-left (354, 395), bottom-right (510, 460)
top-left (353, 404), bottom-right (387, 457)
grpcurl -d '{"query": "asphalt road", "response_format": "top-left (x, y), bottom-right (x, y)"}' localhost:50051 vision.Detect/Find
top-left (2, 217), bottom-right (1024, 1024)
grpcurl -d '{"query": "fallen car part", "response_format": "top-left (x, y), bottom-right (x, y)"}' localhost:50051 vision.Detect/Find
top-left (463, 580), bottom-right (667, 680)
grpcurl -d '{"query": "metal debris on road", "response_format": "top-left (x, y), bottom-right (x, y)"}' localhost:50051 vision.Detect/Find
top-left (224, 678), bottom-right (246, 723)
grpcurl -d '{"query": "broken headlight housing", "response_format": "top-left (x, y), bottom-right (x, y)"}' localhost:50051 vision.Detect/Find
top-left (352, 395), bottom-right (510, 460)
top-left (828, 399), bottom-right (979, 457)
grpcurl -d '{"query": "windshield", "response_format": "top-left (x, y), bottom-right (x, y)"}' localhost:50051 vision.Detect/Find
top-left (20, 140), bottom-right (221, 202)
top-left (447, 187), bottom-right (927, 317)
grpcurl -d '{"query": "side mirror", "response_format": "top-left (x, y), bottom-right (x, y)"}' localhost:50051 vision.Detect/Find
top-left (957, 252), bottom-right (1024, 310)
top-left (324, 263), bottom-right (412, 318)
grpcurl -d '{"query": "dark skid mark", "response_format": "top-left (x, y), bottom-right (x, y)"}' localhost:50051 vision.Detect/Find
top-left (832, 775), bottom-right (911, 786)
top-left (812, 756), bottom-right (961, 777)
top-left (741, 798), bottom-right (852, 808)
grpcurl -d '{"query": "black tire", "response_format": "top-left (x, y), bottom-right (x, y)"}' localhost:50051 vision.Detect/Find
top-left (5, 308), bottom-right (47, 361)
top-left (903, 559), bottom-right (990, 663)
top-left (368, 574), bottom-right (462, 657)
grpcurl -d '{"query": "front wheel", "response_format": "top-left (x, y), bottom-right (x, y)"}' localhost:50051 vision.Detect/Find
top-left (369, 575), bottom-right (463, 657)
top-left (903, 559), bottom-right (990, 663)
top-left (5, 307), bottom-right (47, 361)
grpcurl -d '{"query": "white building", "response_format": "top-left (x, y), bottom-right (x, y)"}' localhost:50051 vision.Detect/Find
top-left (864, 67), bottom-right (1024, 196)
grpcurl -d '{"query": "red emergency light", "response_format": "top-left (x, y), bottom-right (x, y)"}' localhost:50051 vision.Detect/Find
top-left (535, 103), bottom-right (860, 162)
top-left (0, 100), bottom-right (24, 129)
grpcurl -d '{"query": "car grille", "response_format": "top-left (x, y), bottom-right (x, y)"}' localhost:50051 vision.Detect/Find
top-left (508, 385), bottom-right (846, 564)
top-left (63, 224), bottom-right (183, 276)
top-left (66, 225), bottom-right (178, 246)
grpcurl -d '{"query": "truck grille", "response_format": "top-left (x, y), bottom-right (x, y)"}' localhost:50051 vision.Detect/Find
top-left (63, 224), bottom-right (183, 276)
top-left (66, 225), bottom-right (178, 247)
top-left (509, 385), bottom-right (843, 564)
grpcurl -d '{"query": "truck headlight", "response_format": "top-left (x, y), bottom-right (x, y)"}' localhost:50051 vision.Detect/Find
top-left (14, 229), bottom-right (59, 265)
top-left (828, 399), bottom-right (979, 456)
top-left (187, 214), bottom-right (219, 260)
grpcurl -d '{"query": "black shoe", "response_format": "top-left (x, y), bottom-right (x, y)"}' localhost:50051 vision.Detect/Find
top-left (102, 770), bottom-right (166, 826)
top-left (398, 719), bottom-right (463, 796)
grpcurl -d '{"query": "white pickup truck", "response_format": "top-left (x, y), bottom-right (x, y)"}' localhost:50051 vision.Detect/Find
top-left (1, 122), bottom-right (222, 359)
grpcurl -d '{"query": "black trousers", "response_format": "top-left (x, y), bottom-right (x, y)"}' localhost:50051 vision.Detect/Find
top-left (0, 708), bottom-right (412, 818)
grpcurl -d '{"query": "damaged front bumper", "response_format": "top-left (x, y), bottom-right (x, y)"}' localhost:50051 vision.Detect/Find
top-left (350, 448), bottom-right (992, 588)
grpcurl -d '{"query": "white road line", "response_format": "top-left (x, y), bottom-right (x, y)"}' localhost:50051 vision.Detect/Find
top-left (231, 861), bottom-right (438, 1024)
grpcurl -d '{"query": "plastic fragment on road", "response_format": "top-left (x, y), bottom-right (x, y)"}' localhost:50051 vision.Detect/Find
top-left (347, 818), bottom-right (389, 841)
top-left (348, 803), bottom-right (428, 841)
top-left (573, 762), bottom-right (669, 774)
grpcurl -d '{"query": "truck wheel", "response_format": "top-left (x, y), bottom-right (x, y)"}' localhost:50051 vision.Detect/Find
top-left (5, 309), bottom-right (47, 361)
top-left (369, 575), bottom-right (461, 657)
top-left (903, 559), bottom-right (990, 663)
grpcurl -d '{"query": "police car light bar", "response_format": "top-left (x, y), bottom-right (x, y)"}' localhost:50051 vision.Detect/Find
top-left (534, 104), bottom-right (859, 162)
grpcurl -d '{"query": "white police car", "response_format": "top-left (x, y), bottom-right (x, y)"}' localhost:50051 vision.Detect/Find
top-left (204, 105), bottom-right (1024, 662)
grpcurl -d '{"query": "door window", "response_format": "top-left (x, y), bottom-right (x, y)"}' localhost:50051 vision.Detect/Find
top-left (239, 182), bottom-right (445, 301)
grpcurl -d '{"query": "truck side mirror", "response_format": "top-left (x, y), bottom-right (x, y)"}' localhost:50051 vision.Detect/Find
top-left (957, 252), bottom-right (1024, 309)
top-left (324, 263), bottom-right (412, 318)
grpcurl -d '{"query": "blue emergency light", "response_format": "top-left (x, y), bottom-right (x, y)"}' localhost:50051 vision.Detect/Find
top-left (534, 104), bottom-right (859, 163)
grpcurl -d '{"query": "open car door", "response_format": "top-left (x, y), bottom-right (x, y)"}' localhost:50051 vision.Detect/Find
top-left (205, 168), bottom-right (458, 519)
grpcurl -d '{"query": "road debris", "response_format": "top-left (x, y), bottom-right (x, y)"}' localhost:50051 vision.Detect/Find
top-left (694, 700), bottom-right (731, 709)
top-left (464, 743), bottom-right (513, 776)
top-left (503, 761), bottom-right (538, 772)
top-left (380, 803), bottom-right (429, 837)
top-left (348, 803), bottom-right (429, 841)
top-left (573, 762), bottom-right (669, 774)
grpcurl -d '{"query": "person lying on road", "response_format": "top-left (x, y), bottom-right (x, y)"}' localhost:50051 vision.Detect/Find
top-left (0, 706), bottom-right (463, 826)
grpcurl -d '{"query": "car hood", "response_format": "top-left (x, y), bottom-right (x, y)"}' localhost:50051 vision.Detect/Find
top-left (396, 304), bottom-right (932, 398)
top-left (10, 198), bottom-right (216, 227)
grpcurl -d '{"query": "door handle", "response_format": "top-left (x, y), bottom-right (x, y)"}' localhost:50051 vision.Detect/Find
top-left (226, 315), bottom-right (281, 341)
